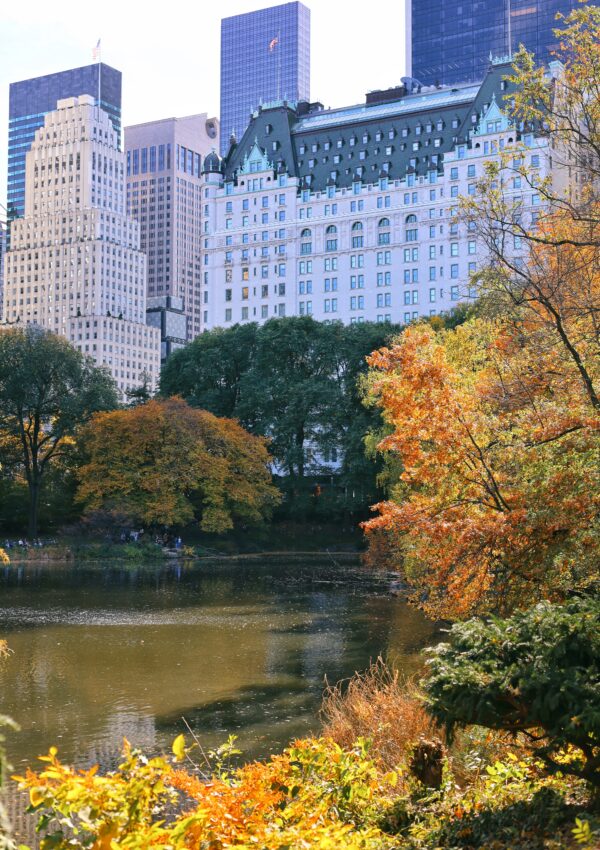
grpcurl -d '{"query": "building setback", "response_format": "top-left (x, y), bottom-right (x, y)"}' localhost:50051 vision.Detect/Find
top-left (7, 63), bottom-right (121, 236)
top-left (2, 95), bottom-right (160, 397)
top-left (124, 114), bottom-right (219, 343)
top-left (409, 0), bottom-right (576, 87)
top-left (199, 59), bottom-right (554, 330)
top-left (220, 1), bottom-right (310, 156)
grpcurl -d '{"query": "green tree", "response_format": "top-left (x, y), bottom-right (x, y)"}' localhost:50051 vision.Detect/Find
top-left (160, 317), bottom-right (406, 516)
top-left (0, 327), bottom-right (118, 538)
top-left (160, 323), bottom-right (259, 418)
top-left (424, 598), bottom-right (600, 787)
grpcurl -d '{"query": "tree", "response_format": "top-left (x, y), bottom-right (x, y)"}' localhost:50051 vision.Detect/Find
top-left (424, 598), bottom-right (600, 788)
top-left (363, 315), bottom-right (600, 619)
top-left (77, 397), bottom-right (280, 532)
top-left (160, 323), bottom-right (259, 418)
top-left (0, 327), bottom-right (118, 538)
top-left (160, 317), bottom-right (406, 517)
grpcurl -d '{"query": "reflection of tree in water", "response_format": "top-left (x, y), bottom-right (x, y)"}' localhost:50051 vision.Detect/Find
top-left (0, 560), bottom-right (437, 769)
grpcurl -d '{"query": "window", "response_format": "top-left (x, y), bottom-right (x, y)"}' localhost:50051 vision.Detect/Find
top-left (325, 224), bottom-right (338, 251)
top-left (378, 217), bottom-right (391, 246)
top-left (351, 221), bottom-right (364, 248)
top-left (225, 308), bottom-right (232, 322)
top-left (405, 214), bottom-right (418, 242)
top-left (450, 242), bottom-right (459, 257)
top-left (451, 285), bottom-right (459, 300)
top-left (300, 228), bottom-right (312, 255)
top-left (429, 287), bottom-right (436, 302)
top-left (451, 264), bottom-right (459, 279)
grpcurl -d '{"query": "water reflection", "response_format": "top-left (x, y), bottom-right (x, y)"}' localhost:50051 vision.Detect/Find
top-left (0, 560), bottom-right (438, 769)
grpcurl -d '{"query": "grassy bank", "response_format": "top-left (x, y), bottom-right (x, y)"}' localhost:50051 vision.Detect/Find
top-left (3, 521), bottom-right (364, 564)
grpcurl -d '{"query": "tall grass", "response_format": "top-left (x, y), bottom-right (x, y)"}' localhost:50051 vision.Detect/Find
top-left (320, 657), bottom-right (442, 772)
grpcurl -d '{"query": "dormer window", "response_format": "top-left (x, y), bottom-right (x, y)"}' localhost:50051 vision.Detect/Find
top-left (375, 131), bottom-right (382, 142)
top-left (452, 118), bottom-right (459, 129)
top-left (311, 143), bottom-right (318, 152)
top-left (425, 122), bottom-right (432, 133)
top-left (415, 125), bottom-right (422, 136)
top-left (437, 120), bottom-right (444, 131)
top-left (350, 136), bottom-right (357, 146)
top-left (299, 144), bottom-right (306, 154)
top-left (389, 129), bottom-right (396, 139)
top-left (362, 133), bottom-right (369, 144)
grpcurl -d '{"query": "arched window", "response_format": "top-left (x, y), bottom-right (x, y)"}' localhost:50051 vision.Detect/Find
top-left (405, 214), bottom-right (418, 242)
top-left (300, 228), bottom-right (312, 255)
top-left (378, 217), bottom-right (391, 246)
top-left (325, 224), bottom-right (338, 252)
top-left (351, 220), bottom-right (364, 248)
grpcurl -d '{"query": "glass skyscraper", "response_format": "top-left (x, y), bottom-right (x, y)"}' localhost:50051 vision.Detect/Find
top-left (220, 2), bottom-right (310, 156)
top-left (410, 0), bottom-right (576, 87)
top-left (7, 63), bottom-right (122, 231)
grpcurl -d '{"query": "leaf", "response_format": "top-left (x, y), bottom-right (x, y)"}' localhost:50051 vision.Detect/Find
top-left (172, 734), bottom-right (186, 762)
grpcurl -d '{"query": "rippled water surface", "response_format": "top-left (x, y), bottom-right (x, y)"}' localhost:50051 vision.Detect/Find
top-left (0, 559), bottom-right (437, 770)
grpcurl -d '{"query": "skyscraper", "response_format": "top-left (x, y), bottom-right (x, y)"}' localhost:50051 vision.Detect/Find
top-left (7, 63), bottom-right (121, 232)
top-left (125, 114), bottom-right (219, 342)
top-left (2, 95), bottom-right (160, 397)
top-left (220, 2), bottom-right (310, 156)
top-left (409, 0), bottom-right (576, 87)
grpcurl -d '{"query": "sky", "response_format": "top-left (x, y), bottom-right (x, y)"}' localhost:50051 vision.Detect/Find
top-left (0, 0), bottom-right (408, 205)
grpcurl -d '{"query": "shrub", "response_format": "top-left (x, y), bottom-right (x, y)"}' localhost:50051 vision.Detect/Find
top-left (321, 657), bottom-right (442, 772)
top-left (424, 598), bottom-right (600, 788)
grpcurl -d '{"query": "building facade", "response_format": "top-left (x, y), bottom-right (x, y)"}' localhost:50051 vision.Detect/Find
top-left (200, 59), bottom-right (551, 330)
top-left (124, 114), bottom-right (219, 341)
top-left (2, 95), bottom-right (160, 397)
top-left (0, 223), bottom-right (5, 321)
top-left (220, 1), bottom-right (310, 156)
top-left (7, 63), bottom-right (122, 235)
top-left (409, 0), bottom-right (576, 86)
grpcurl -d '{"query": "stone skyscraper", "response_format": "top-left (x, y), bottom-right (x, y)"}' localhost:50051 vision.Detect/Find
top-left (2, 95), bottom-right (160, 397)
top-left (125, 114), bottom-right (219, 342)
top-left (7, 63), bottom-right (121, 237)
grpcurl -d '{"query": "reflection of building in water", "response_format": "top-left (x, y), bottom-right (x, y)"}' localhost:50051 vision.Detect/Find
top-left (84, 711), bottom-right (157, 769)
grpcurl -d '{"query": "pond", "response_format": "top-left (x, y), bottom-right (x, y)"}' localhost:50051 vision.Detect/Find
top-left (0, 559), bottom-right (438, 771)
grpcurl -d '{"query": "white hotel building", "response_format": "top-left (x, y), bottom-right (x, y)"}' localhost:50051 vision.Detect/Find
top-left (200, 59), bottom-right (552, 330)
top-left (2, 95), bottom-right (160, 396)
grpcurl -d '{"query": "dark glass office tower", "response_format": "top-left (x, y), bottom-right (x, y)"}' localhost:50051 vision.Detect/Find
top-left (220, 2), bottom-right (310, 156)
top-left (7, 63), bottom-right (122, 231)
top-left (410, 0), bottom-right (576, 87)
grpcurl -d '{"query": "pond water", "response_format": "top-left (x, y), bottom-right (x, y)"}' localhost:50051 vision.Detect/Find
top-left (0, 559), bottom-right (438, 771)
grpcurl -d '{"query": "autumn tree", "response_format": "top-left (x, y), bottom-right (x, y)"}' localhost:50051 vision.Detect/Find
top-left (77, 397), bottom-right (280, 532)
top-left (0, 327), bottom-right (118, 538)
top-left (363, 309), bottom-right (599, 619)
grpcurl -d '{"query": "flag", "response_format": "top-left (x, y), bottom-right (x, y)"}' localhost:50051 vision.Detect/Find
top-left (92, 39), bottom-right (101, 62)
top-left (269, 36), bottom-right (279, 52)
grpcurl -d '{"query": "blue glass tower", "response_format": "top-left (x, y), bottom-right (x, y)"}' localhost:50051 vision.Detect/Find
top-left (7, 63), bottom-right (122, 233)
top-left (220, 2), bottom-right (310, 156)
top-left (410, 0), bottom-right (577, 87)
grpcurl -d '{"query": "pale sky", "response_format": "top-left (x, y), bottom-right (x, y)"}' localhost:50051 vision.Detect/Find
top-left (0, 0), bottom-right (408, 206)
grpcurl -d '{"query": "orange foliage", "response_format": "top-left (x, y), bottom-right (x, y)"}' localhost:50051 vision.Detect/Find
top-left (363, 281), bottom-right (600, 618)
top-left (77, 397), bottom-right (281, 532)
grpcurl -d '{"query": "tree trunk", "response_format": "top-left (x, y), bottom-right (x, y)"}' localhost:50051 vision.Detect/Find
top-left (28, 479), bottom-right (40, 540)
